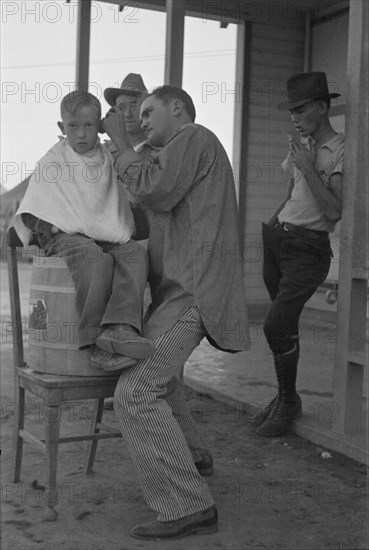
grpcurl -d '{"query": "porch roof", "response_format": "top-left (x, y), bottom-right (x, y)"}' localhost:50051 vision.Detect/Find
top-left (95, 0), bottom-right (349, 22)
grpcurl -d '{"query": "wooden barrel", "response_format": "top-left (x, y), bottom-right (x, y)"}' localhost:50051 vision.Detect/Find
top-left (28, 255), bottom-right (111, 376)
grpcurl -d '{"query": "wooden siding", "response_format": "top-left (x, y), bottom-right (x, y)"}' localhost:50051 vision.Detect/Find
top-left (241, 18), bottom-right (305, 313)
top-left (311, 11), bottom-right (349, 283)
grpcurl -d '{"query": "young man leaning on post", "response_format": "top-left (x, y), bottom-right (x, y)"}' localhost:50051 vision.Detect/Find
top-left (256, 72), bottom-right (344, 437)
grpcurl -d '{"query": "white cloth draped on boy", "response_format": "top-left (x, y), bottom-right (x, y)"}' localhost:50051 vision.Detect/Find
top-left (15, 138), bottom-right (135, 245)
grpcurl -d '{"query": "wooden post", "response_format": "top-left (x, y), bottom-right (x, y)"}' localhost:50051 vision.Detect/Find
top-left (232, 20), bottom-right (246, 203)
top-left (332, 0), bottom-right (369, 434)
top-left (164, 0), bottom-right (185, 383)
top-left (76, 0), bottom-right (91, 90)
top-left (303, 11), bottom-right (312, 72)
top-left (7, 233), bottom-right (25, 370)
top-left (164, 0), bottom-right (185, 87)
top-left (235, 21), bottom-right (252, 254)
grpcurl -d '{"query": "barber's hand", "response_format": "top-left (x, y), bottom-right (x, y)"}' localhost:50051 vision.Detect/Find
top-left (103, 107), bottom-right (131, 153)
top-left (99, 107), bottom-right (120, 133)
top-left (288, 135), bottom-right (315, 172)
top-left (104, 105), bottom-right (121, 118)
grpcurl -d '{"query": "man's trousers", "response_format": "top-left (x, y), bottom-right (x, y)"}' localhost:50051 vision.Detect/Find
top-left (114, 306), bottom-right (215, 521)
top-left (262, 222), bottom-right (331, 354)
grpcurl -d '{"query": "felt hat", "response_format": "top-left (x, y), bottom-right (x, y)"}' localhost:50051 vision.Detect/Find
top-left (278, 72), bottom-right (340, 110)
top-left (104, 73), bottom-right (148, 106)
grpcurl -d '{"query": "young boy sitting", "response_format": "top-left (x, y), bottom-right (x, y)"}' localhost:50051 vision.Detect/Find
top-left (15, 90), bottom-right (155, 372)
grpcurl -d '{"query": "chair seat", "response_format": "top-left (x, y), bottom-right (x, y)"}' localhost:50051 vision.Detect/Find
top-left (17, 365), bottom-right (121, 403)
top-left (17, 365), bottom-right (120, 387)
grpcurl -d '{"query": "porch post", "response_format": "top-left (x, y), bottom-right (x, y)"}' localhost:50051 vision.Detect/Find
top-left (235, 20), bottom-right (252, 253)
top-left (332, 0), bottom-right (369, 435)
top-left (76, 0), bottom-right (91, 90)
top-left (232, 20), bottom-right (246, 204)
top-left (164, 0), bottom-right (185, 86)
top-left (303, 11), bottom-right (312, 71)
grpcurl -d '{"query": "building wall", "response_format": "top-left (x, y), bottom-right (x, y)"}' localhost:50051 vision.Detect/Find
top-left (241, 8), bottom-right (349, 320)
top-left (240, 14), bottom-right (305, 319)
top-left (311, 11), bottom-right (348, 101)
top-left (310, 10), bottom-right (348, 284)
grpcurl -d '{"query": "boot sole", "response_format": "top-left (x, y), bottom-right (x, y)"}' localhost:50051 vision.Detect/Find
top-left (196, 466), bottom-right (214, 477)
top-left (256, 424), bottom-right (290, 437)
top-left (256, 411), bottom-right (303, 437)
top-left (130, 523), bottom-right (218, 540)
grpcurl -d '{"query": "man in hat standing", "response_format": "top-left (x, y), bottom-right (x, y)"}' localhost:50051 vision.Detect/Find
top-left (104, 73), bottom-right (150, 154)
top-left (256, 72), bottom-right (344, 436)
top-left (104, 73), bottom-right (154, 241)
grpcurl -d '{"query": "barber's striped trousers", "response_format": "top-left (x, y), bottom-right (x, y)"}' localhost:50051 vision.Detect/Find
top-left (114, 306), bottom-right (215, 521)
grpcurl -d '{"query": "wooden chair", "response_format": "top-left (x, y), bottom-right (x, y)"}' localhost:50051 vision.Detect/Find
top-left (6, 227), bottom-right (122, 521)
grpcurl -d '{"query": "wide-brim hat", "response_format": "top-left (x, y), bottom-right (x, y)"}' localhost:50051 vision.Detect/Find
top-left (104, 73), bottom-right (148, 106)
top-left (278, 72), bottom-right (340, 110)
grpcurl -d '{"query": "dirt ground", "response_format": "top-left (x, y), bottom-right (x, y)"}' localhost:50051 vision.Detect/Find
top-left (1, 348), bottom-right (368, 550)
top-left (1, 263), bottom-right (368, 550)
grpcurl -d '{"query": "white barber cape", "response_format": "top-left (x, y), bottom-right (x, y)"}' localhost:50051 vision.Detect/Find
top-left (14, 138), bottom-right (134, 245)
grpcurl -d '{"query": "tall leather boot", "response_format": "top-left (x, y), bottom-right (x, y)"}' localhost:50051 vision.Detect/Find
top-left (256, 344), bottom-right (302, 436)
top-left (254, 342), bottom-right (300, 427)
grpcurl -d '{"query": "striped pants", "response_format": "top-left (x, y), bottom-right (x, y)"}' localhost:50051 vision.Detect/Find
top-left (114, 306), bottom-right (215, 521)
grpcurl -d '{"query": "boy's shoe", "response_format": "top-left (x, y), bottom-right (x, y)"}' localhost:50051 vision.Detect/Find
top-left (195, 455), bottom-right (214, 477)
top-left (97, 324), bottom-right (156, 359)
top-left (130, 505), bottom-right (218, 540)
top-left (90, 347), bottom-right (136, 372)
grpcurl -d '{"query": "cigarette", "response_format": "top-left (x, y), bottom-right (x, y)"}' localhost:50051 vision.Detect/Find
top-left (287, 135), bottom-right (294, 142)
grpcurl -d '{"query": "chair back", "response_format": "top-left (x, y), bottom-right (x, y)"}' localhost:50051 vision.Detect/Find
top-left (6, 227), bottom-right (29, 369)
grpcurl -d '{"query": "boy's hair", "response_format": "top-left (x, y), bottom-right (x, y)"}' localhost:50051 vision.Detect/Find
top-left (149, 86), bottom-right (196, 122)
top-left (60, 90), bottom-right (101, 119)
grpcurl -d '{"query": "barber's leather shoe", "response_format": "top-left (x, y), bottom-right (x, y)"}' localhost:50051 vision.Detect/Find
top-left (90, 347), bottom-right (136, 372)
top-left (195, 455), bottom-right (214, 476)
top-left (97, 324), bottom-right (156, 359)
top-left (130, 505), bottom-right (218, 540)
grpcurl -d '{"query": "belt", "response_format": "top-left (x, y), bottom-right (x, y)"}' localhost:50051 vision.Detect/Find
top-left (275, 220), bottom-right (328, 239)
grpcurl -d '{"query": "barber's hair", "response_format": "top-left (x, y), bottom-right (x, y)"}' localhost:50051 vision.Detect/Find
top-left (149, 86), bottom-right (196, 122)
top-left (60, 90), bottom-right (101, 119)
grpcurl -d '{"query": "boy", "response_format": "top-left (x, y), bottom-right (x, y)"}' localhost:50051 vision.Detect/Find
top-left (15, 90), bottom-right (155, 371)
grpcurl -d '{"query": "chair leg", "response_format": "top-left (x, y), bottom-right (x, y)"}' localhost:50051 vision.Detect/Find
top-left (86, 399), bottom-right (105, 475)
top-left (44, 404), bottom-right (61, 521)
top-left (12, 384), bottom-right (25, 483)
